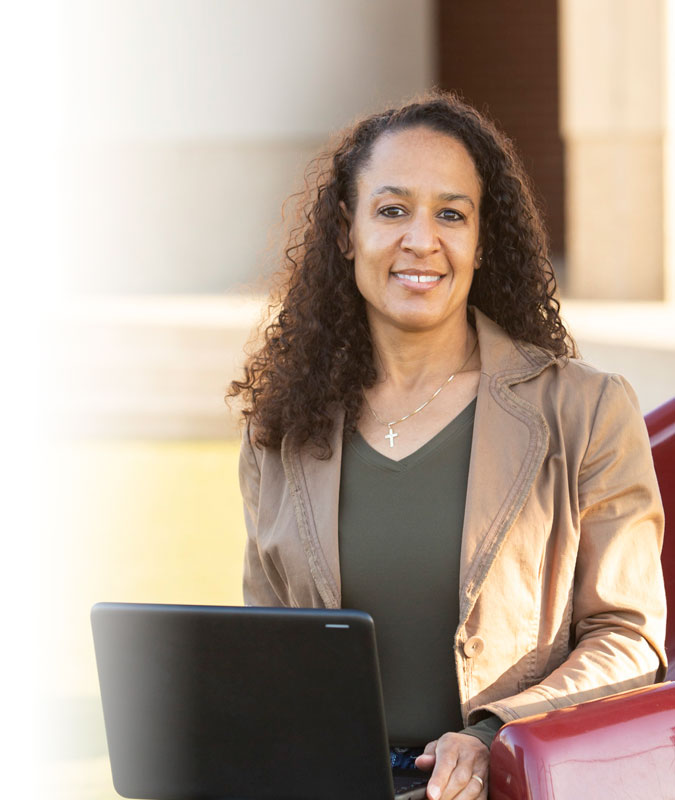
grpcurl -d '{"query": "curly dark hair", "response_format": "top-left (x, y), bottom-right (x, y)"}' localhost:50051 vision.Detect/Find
top-left (229, 90), bottom-right (573, 457)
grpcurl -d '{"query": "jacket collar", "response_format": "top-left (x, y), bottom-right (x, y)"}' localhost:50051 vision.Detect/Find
top-left (283, 308), bottom-right (557, 610)
top-left (471, 307), bottom-right (558, 379)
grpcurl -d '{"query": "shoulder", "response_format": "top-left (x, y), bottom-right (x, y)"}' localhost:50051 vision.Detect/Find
top-left (475, 308), bottom-right (642, 426)
top-left (239, 422), bottom-right (261, 471)
top-left (538, 356), bottom-right (641, 415)
top-left (474, 306), bottom-right (644, 417)
top-left (508, 353), bottom-right (647, 458)
top-left (238, 422), bottom-right (286, 477)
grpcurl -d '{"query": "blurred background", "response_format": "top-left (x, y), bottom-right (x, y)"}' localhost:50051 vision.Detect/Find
top-left (39, 0), bottom-right (674, 798)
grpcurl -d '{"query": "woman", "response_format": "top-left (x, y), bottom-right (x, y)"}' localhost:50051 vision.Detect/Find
top-left (230, 93), bottom-right (666, 800)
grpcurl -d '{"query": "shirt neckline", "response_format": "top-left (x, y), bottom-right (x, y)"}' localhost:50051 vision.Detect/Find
top-left (348, 397), bottom-right (477, 472)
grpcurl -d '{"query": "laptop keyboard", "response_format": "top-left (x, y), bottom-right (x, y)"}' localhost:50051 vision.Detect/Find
top-left (392, 769), bottom-right (428, 792)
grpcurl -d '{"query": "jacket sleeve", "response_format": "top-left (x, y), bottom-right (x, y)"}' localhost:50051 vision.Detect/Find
top-left (473, 374), bottom-right (667, 724)
top-left (239, 427), bottom-right (284, 606)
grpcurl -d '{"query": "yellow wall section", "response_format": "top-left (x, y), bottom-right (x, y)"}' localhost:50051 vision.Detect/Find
top-left (41, 438), bottom-right (247, 799)
top-left (43, 438), bottom-right (246, 694)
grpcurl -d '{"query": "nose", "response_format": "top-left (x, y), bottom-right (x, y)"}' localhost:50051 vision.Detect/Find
top-left (400, 211), bottom-right (440, 257)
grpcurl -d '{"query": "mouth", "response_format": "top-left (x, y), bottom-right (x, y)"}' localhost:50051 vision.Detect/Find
top-left (390, 269), bottom-right (445, 290)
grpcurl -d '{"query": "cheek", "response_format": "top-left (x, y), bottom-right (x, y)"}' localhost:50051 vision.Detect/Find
top-left (353, 261), bottom-right (374, 298)
top-left (351, 219), bottom-right (394, 258)
top-left (449, 236), bottom-right (480, 270)
top-left (353, 239), bottom-right (390, 281)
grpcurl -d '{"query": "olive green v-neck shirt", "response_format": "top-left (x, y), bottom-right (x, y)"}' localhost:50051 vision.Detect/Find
top-left (338, 399), bottom-right (476, 746)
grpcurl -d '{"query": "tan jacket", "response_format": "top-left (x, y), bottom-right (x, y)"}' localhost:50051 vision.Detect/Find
top-left (239, 309), bottom-right (667, 726)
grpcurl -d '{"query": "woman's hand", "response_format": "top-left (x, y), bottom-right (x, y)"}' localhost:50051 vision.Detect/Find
top-left (415, 732), bottom-right (489, 800)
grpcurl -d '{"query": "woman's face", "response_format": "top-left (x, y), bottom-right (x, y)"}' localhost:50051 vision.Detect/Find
top-left (344, 126), bottom-right (482, 338)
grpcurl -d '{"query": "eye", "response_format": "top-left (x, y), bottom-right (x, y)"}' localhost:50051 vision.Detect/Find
top-left (378, 205), bottom-right (406, 218)
top-left (438, 209), bottom-right (464, 222)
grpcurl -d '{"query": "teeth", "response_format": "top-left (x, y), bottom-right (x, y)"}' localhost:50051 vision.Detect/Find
top-left (394, 273), bottom-right (440, 283)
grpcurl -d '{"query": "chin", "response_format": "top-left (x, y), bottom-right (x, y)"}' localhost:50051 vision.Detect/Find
top-left (389, 312), bottom-right (446, 333)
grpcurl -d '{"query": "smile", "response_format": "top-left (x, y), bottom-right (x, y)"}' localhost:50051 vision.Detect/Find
top-left (393, 274), bottom-right (440, 283)
top-left (391, 272), bottom-right (444, 290)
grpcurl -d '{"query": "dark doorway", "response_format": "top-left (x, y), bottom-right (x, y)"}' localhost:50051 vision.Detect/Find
top-left (436, 0), bottom-right (565, 269)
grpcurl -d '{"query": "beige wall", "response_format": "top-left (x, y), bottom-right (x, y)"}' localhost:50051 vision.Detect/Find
top-left (560, 0), bottom-right (667, 300)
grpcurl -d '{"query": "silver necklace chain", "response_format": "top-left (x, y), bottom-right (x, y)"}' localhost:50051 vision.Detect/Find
top-left (362, 338), bottom-right (478, 448)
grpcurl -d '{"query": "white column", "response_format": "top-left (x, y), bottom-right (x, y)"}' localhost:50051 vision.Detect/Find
top-left (560, 0), bottom-right (666, 300)
top-left (63, 0), bottom-right (435, 294)
top-left (664, 0), bottom-right (675, 302)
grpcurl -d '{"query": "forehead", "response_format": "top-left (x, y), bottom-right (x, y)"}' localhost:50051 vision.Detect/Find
top-left (355, 126), bottom-right (482, 201)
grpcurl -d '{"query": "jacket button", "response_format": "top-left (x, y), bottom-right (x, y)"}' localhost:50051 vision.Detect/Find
top-left (463, 636), bottom-right (484, 658)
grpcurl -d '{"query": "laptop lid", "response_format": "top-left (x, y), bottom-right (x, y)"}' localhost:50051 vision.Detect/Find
top-left (92, 603), bottom-right (427, 800)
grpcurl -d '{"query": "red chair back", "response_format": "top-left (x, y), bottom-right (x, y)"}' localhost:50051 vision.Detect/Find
top-left (644, 396), bottom-right (675, 679)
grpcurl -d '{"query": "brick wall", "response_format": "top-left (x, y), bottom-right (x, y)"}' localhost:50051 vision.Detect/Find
top-left (436, 0), bottom-right (565, 257)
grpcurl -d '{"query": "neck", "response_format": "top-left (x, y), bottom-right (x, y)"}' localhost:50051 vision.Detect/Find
top-left (368, 315), bottom-right (477, 393)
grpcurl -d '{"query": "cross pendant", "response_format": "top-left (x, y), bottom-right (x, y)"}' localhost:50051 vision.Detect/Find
top-left (385, 427), bottom-right (398, 447)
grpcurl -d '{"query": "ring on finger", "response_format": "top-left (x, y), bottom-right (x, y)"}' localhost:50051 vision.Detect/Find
top-left (470, 774), bottom-right (484, 789)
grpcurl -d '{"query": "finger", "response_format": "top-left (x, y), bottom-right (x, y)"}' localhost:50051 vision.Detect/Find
top-left (453, 772), bottom-right (487, 800)
top-left (422, 740), bottom-right (438, 755)
top-left (438, 741), bottom-right (489, 800)
top-left (424, 736), bottom-right (459, 799)
top-left (414, 753), bottom-right (436, 772)
top-left (448, 750), bottom-right (488, 800)
top-left (414, 740), bottom-right (438, 773)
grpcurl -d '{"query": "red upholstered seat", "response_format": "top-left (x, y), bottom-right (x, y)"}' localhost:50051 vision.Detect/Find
top-left (645, 396), bottom-right (675, 679)
top-left (489, 397), bottom-right (675, 800)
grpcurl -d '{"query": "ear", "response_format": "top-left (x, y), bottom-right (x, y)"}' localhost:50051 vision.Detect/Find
top-left (474, 246), bottom-right (483, 270)
top-left (338, 201), bottom-right (354, 260)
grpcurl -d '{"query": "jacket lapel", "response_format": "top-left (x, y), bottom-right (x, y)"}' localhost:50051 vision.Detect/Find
top-left (458, 311), bottom-right (553, 627)
top-left (281, 415), bottom-right (344, 609)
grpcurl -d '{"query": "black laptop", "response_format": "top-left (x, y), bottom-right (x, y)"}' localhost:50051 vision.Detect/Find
top-left (92, 603), bottom-right (429, 800)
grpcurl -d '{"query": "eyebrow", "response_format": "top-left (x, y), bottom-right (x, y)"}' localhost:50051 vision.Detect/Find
top-left (372, 185), bottom-right (475, 209)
